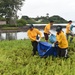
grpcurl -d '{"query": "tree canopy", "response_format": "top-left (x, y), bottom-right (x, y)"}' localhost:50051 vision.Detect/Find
top-left (0, 0), bottom-right (25, 24)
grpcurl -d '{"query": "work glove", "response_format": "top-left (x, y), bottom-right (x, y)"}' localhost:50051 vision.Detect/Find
top-left (36, 38), bottom-right (40, 42)
top-left (52, 43), bottom-right (55, 47)
top-left (54, 41), bottom-right (58, 45)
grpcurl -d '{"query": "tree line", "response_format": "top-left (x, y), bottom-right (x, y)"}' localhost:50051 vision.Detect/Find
top-left (0, 0), bottom-right (68, 27)
top-left (21, 15), bottom-right (68, 24)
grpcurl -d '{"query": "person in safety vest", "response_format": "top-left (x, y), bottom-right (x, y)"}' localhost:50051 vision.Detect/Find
top-left (55, 25), bottom-right (68, 58)
top-left (66, 20), bottom-right (74, 42)
top-left (44, 20), bottom-right (54, 42)
top-left (27, 24), bottom-right (42, 56)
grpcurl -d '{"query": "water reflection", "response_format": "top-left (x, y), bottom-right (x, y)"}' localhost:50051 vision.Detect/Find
top-left (0, 27), bottom-right (75, 40)
top-left (0, 30), bottom-right (56, 40)
top-left (0, 33), bottom-right (16, 40)
top-left (6, 33), bottom-right (17, 40)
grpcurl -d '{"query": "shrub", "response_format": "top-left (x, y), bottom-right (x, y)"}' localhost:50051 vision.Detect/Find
top-left (17, 19), bottom-right (27, 27)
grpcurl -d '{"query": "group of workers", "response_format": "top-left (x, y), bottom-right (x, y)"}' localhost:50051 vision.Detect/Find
top-left (27, 20), bottom-right (74, 58)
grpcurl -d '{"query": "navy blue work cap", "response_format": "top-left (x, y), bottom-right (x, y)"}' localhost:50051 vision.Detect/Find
top-left (29, 24), bottom-right (34, 28)
top-left (56, 25), bottom-right (62, 32)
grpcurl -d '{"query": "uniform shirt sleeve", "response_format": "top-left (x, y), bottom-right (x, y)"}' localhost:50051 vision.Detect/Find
top-left (35, 29), bottom-right (42, 38)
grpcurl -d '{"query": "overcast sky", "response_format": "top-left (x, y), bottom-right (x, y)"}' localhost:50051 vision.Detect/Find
top-left (18, 0), bottom-right (75, 21)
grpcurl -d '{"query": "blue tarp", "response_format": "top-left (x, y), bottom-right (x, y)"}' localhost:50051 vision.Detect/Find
top-left (37, 41), bottom-right (57, 57)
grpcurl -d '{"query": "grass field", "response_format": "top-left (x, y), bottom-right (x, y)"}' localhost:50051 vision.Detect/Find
top-left (0, 38), bottom-right (75, 75)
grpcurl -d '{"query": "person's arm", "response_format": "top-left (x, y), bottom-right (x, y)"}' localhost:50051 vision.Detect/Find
top-left (36, 29), bottom-right (42, 39)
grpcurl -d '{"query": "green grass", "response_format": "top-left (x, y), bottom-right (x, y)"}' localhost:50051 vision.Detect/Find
top-left (0, 39), bottom-right (75, 75)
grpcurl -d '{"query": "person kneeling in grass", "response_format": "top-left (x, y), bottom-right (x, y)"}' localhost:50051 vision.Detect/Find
top-left (27, 24), bottom-right (42, 56)
top-left (55, 25), bottom-right (68, 58)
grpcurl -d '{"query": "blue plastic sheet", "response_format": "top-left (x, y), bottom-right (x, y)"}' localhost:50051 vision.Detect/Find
top-left (37, 41), bottom-right (57, 57)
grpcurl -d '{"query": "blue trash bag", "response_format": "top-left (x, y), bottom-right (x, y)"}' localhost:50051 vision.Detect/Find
top-left (49, 34), bottom-right (56, 43)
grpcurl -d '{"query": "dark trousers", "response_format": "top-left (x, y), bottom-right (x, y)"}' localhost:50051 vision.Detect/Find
top-left (66, 33), bottom-right (70, 40)
top-left (31, 41), bottom-right (38, 55)
top-left (57, 47), bottom-right (68, 57)
top-left (66, 33), bottom-right (73, 42)
top-left (44, 33), bottom-right (49, 40)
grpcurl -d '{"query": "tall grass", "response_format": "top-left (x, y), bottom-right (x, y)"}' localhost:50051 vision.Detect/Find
top-left (0, 38), bottom-right (75, 75)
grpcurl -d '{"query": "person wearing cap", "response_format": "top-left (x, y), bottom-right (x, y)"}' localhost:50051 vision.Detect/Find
top-left (44, 21), bottom-right (54, 42)
top-left (55, 25), bottom-right (68, 58)
top-left (66, 20), bottom-right (74, 42)
top-left (27, 24), bottom-right (42, 56)
top-left (70, 24), bottom-right (74, 42)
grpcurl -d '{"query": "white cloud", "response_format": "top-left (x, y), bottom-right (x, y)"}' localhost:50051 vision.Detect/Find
top-left (18, 0), bottom-right (75, 21)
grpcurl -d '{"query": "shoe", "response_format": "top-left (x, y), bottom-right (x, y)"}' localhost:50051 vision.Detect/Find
top-left (34, 55), bottom-right (38, 57)
top-left (31, 53), bottom-right (34, 56)
top-left (65, 56), bottom-right (69, 59)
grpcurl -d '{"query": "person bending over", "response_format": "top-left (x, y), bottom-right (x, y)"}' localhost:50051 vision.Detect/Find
top-left (27, 24), bottom-right (42, 56)
top-left (55, 25), bottom-right (68, 58)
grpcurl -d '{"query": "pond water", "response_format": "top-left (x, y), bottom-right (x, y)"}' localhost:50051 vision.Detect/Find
top-left (0, 27), bottom-right (75, 40)
top-left (0, 32), bottom-right (27, 40)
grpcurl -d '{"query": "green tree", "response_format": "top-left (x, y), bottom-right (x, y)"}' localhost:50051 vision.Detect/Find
top-left (0, 0), bottom-right (25, 25)
top-left (49, 15), bottom-right (68, 23)
top-left (21, 16), bottom-right (30, 20)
